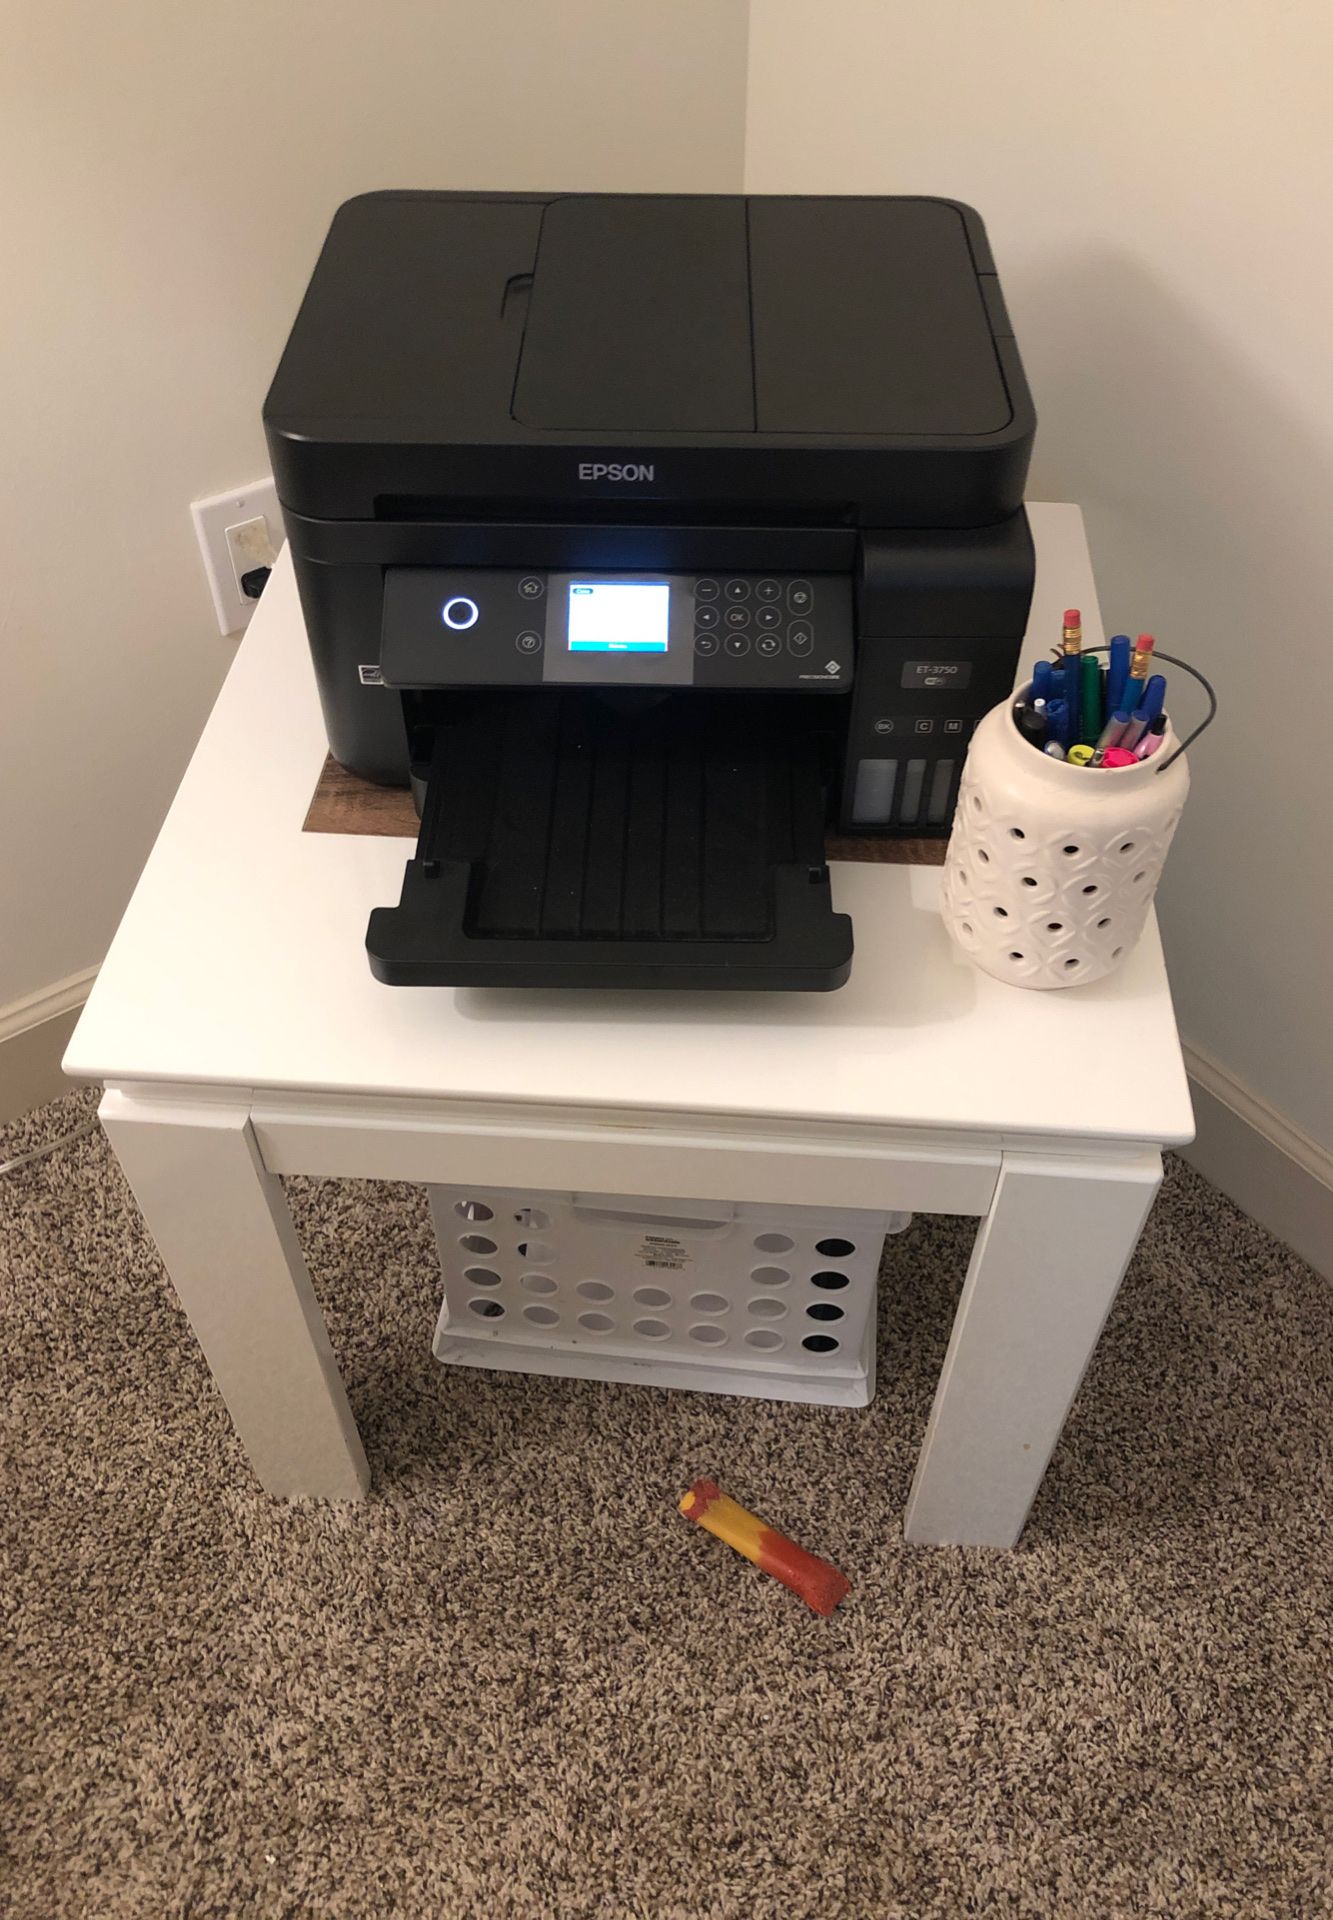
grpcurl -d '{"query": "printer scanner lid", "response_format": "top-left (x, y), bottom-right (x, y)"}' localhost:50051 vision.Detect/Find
top-left (265, 191), bottom-right (1034, 526)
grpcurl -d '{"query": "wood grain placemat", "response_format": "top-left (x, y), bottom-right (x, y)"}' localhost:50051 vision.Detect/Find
top-left (303, 754), bottom-right (946, 866)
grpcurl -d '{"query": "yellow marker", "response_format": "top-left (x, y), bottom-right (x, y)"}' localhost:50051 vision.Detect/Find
top-left (1067, 743), bottom-right (1095, 767)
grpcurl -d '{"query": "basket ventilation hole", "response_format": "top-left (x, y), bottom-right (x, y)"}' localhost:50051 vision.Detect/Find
top-left (688, 1324), bottom-right (727, 1346)
top-left (633, 1319), bottom-right (671, 1340)
top-left (1063, 845), bottom-right (1080, 857)
top-left (514, 1208), bottom-right (550, 1230)
top-left (1064, 958), bottom-right (1080, 971)
top-left (468, 1298), bottom-right (504, 1319)
top-left (748, 1298), bottom-right (787, 1321)
top-left (576, 1281), bottom-right (614, 1303)
top-left (459, 1234), bottom-right (497, 1256)
top-left (633, 1286), bottom-right (672, 1309)
top-left (1047, 922), bottom-right (1063, 933)
top-left (516, 1240), bottom-right (556, 1263)
top-left (993, 907), bottom-right (1008, 919)
top-left (689, 1292), bottom-right (729, 1315)
top-left (453, 1201), bottom-right (493, 1222)
top-left (745, 1330), bottom-right (784, 1352)
top-left (523, 1305), bottom-right (559, 1327)
top-left (1120, 842), bottom-right (1135, 855)
top-left (750, 1265), bottom-right (790, 1287)
top-left (1097, 917), bottom-right (1112, 931)
top-left (577, 1312), bottom-right (614, 1333)
top-left (807, 1302), bottom-right (845, 1323)
top-left (1009, 951), bottom-right (1025, 963)
top-left (1134, 871), bottom-right (1147, 884)
top-left (463, 1267), bottom-right (502, 1288)
top-left (753, 1233), bottom-right (794, 1254)
top-left (811, 1271), bottom-right (850, 1291)
top-left (1009, 827), bottom-right (1025, 840)
top-left (1082, 884), bottom-right (1098, 896)
top-left (520, 1273), bottom-right (557, 1296)
top-left (1112, 946), bottom-right (1124, 960)
top-left (1022, 876), bottom-right (1038, 888)
top-left (815, 1238), bottom-right (855, 1258)
top-left (977, 849), bottom-right (990, 865)
top-left (802, 1334), bottom-right (840, 1354)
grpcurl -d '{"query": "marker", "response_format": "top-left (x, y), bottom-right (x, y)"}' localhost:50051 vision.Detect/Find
top-left (1102, 747), bottom-right (1138, 768)
top-left (1120, 698), bottom-right (1158, 752)
top-left (1136, 673), bottom-right (1167, 723)
top-left (1106, 635), bottom-right (1132, 715)
top-left (1097, 710), bottom-right (1132, 752)
top-left (1031, 659), bottom-right (1054, 705)
top-left (1135, 715), bottom-right (1168, 760)
top-left (1067, 743), bottom-right (1095, 766)
top-left (1123, 633), bottom-right (1155, 711)
top-left (1080, 654), bottom-right (1103, 745)
top-left (1017, 705), bottom-right (1046, 745)
top-left (1061, 609), bottom-right (1083, 745)
top-left (1045, 696), bottom-right (1071, 752)
top-left (1044, 740), bottom-right (1067, 759)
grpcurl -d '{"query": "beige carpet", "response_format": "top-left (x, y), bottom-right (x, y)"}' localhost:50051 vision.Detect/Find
top-left (2, 1088), bottom-right (1330, 1919)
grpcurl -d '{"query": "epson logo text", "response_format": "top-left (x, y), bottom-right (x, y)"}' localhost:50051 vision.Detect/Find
top-left (577, 462), bottom-right (655, 482)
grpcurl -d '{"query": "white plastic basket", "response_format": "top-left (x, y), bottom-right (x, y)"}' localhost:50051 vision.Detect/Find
top-left (427, 1186), bottom-right (911, 1407)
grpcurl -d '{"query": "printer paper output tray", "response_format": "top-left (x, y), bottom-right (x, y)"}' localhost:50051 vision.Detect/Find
top-left (366, 692), bottom-right (853, 991)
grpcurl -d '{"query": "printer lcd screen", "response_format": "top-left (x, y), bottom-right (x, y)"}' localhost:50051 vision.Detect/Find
top-left (567, 580), bottom-right (670, 653)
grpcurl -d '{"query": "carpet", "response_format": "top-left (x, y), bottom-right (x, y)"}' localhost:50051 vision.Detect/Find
top-left (1, 1088), bottom-right (1330, 1919)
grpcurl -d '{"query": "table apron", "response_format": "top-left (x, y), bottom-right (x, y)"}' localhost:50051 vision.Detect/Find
top-left (247, 1099), bottom-right (1001, 1216)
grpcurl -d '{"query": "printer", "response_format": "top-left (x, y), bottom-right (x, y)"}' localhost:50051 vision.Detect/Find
top-left (265, 191), bottom-right (1036, 992)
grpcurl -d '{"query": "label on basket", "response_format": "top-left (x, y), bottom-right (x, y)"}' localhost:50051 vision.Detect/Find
top-left (635, 1234), bottom-right (692, 1272)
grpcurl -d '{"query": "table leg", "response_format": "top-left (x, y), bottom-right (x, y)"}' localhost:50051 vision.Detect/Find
top-left (904, 1147), bottom-right (1162, 1547)
top-left (100, 1089), bottom-right (370, 1499)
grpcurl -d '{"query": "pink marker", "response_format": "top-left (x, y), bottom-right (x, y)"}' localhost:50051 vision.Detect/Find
top-left (1101, 747), bottom-right (1137, 768)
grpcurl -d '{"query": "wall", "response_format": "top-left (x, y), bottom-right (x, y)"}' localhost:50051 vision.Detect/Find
top-left (747, 0), bottom-right (1333, 1251)
top-left (0, 0), bottom-right (750, 1112)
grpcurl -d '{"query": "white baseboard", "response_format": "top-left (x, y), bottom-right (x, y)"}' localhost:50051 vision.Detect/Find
top-left (1182, 1042), bottom-right (1333, 1282)
top-left (0, 968), bottom-right (98, 1126)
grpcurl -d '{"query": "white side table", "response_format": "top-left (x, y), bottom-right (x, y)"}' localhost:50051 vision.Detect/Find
top-left (65, 504), bottom-right (1193, 1547)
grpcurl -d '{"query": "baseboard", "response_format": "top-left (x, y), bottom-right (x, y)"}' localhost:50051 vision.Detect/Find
top-left (1182, 1042), bottom-right (1333, 1282)
top-left (0, 968), bottom-right (98, 1126)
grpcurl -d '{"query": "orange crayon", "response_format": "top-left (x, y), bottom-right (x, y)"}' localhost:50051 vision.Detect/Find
top-left (678, 1477), bottom-right (851, 1616)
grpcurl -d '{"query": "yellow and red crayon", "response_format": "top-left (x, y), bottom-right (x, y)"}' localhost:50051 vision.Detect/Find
top-left (678, 1477), bottom-right (850, 1616)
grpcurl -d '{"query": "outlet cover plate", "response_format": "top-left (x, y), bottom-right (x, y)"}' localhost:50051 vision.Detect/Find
top-left (191, 478), bottom-right (280, 636)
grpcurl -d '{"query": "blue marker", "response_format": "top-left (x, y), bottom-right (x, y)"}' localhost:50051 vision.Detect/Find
top-left (1136, 673), bottom-right (1167, 723)
top-left (1106, 635), bottom-right (1132, 715)
top-left (1045, 696), bottom-right (1071, 752)
top-left (1031, 659), bottom-right (1054, 705)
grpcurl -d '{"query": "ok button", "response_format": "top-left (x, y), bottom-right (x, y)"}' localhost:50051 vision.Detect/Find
top-left (442, 595), bottom-right (479, 630)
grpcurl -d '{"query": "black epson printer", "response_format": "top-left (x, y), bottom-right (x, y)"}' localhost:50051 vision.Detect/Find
top-left (265, 192), bottom-right (1036, 992)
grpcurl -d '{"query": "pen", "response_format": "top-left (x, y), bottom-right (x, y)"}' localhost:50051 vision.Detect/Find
top-left (1062, 609), bottom-right (1083, 745)
top-left (1080, 653), bottom-right (1102, 745)
top-left (1044, 740), bottom-right (1067, 759)
top-left (1106, 635), bottom-right (1132, 715)
top-left (1122, 633), bottom-right (1155, 711)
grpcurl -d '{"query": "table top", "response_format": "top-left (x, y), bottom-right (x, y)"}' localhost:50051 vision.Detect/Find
top-left (66, 504), bottom-right (1194, 1147)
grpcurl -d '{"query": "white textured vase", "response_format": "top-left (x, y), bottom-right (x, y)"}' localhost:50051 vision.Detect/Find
top-left (941, 689), bottom-right (1190, 989)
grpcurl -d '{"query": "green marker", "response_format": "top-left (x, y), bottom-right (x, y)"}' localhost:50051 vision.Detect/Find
top-left (1080, 654), bottom-right (1102, 745)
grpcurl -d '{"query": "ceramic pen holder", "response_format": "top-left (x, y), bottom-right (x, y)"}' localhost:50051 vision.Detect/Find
top-left (940, 688), bottom-right (1190, 989)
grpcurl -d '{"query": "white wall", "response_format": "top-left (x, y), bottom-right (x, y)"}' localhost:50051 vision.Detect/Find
top-left (0, 0), bottom-right (749, 1025)
top-left (746, 0), bottom-right (1333, 1157)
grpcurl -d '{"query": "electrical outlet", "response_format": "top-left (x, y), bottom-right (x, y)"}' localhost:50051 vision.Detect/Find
top-left (191, 478), bottom-right (281, 636)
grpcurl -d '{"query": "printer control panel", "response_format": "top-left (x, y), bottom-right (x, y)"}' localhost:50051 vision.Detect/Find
top-left (380, 569), bottom-right (853, 694)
